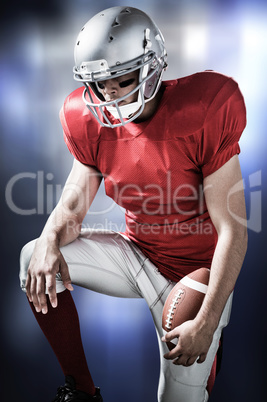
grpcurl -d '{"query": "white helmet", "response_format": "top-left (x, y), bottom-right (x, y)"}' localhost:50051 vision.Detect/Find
top-left (73, 6), bottom-right (167, 128)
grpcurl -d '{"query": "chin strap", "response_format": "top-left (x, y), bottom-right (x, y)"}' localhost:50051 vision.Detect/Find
top-left (106, 91), bottom-right (143, 119)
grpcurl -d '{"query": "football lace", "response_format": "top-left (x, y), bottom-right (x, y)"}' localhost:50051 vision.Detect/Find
top-left (165, 289), bottom-right (185, 329)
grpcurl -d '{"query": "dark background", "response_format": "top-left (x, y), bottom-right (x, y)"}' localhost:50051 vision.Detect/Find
top-left (1, 0), bottom-right (266, 401)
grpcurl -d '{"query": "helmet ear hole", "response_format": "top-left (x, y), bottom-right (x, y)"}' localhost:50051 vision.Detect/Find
top-left (143, 70), bottom-right (159, 99)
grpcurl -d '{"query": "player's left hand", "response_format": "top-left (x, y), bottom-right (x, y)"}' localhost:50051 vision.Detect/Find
top-left (162, 319), bottom-right (214, 366)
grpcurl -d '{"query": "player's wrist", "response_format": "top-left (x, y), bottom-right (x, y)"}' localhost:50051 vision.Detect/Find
top-left (194, 307), bottom-right (220, 333)
top-left (38, 230), bottom-right (60, 248)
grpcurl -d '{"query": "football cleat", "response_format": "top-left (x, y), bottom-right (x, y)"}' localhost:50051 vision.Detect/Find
top-left (52, 376), bottom-right (103, 401)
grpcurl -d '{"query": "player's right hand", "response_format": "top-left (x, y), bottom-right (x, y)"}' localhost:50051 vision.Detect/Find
top-left (25, 238), bottom-right (73, 314)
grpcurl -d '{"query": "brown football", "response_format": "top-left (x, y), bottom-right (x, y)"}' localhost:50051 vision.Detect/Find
top-left (162, 268), bottom-right (210, 350)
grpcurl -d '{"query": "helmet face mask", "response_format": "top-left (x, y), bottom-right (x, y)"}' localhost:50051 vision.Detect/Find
top-left (73, 6), bottom-right (168, 128)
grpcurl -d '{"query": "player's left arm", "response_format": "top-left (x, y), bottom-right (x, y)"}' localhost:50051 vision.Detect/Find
top-left (163, 154), bottom-right (247, 366)
top-left (198, 154), bottom-right (247, 335)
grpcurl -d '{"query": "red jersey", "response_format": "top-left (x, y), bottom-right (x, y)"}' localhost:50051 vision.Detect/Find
top-left (60, 71), bottom-right (246, 282)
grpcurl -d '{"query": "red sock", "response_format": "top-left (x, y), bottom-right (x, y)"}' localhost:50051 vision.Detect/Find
top-left (206, 334), bottom-right (224, 396)
top-left (206, 354), bottom-right (217, 395)
top-left (28, 290), bottom-right (96, 395)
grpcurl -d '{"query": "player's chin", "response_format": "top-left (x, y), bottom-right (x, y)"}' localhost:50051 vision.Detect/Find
top-left (119, 98), bottom-right (135, 107)
top-left (117, 100), bottom-right (126, 107)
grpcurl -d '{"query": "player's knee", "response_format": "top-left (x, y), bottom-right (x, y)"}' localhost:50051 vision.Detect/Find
top-left (19, 239), bottom-right (37, 292)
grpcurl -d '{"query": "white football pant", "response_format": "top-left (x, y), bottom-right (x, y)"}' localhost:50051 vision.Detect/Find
top-left (20, 229), bottom-right (233, 402)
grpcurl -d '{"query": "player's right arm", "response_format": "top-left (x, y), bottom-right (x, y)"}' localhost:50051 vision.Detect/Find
top-left (25, 158), bottom-right (102, 314)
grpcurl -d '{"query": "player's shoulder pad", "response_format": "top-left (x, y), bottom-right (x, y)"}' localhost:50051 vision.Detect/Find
top-left (59, 87), bottom-right (100, 141)
top-left (189, 71), bottom-right (246, 127)
top-left (204, 71), bottom-right (243, 111)
top-left (192, 71), bottom-right (240, 109)
top-left (165, 71), bottom-right (242, 114)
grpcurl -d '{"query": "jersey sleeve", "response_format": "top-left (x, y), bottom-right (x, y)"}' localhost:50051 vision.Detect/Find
top-left (59, 88), bottom-right (99, 168)
top-left (199, 77), bottom-right (246, 178)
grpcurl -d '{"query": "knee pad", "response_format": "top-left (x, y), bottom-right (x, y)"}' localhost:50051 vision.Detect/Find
top-left (19, 239), bottom-right (36, 292)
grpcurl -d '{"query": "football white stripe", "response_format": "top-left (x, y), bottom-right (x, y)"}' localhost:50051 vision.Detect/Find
top-left (180, 276), bottom-right (208, 294)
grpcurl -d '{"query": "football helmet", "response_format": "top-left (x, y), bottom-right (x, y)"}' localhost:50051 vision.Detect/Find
top-left (73, 6), bottom-right (168, 128)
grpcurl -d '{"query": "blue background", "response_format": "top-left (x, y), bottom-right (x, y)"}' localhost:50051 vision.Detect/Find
top-left (1, 0), bottom-right (266, 401)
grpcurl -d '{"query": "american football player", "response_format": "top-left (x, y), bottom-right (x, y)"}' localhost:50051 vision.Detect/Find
top-left (20, 6), bottom-right (247, 402)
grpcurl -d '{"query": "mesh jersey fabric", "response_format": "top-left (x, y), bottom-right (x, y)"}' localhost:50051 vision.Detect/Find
top-left (59, 71), bottom-right (246, 282)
